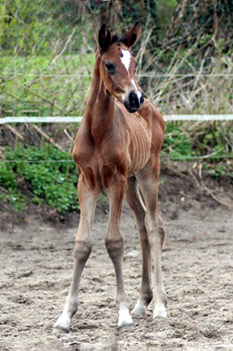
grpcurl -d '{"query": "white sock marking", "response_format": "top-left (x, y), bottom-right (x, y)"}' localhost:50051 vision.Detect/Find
top-left (120, 50), bottom-right (131, 72)
top-left (55, 312), bottom-right (71, 331)
top-left (118, 306), bottom-right (133, 327)
top-left (153, 304), bottom-right (167, 318)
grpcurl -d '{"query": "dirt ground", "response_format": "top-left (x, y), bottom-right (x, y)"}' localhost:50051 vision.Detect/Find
top-left (1, 165), bottom-right (233, 351)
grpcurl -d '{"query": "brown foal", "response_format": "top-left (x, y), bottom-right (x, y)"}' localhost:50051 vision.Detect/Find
top-left (55, 22), bottom-right (167, 331)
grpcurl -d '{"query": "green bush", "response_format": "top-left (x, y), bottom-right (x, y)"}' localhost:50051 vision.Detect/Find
top-left (0, 0), bottom-right (87, 55)
top-left (0, 163), bottom-right (17, 190)
top-left (162, 122), bottom-right (233, 163)
top-left (1, 144), bottom-right (79, 213)
top-left (162, 123), bottom-right (194, 160)
top-left (0, 131), bottom-right (232, 214)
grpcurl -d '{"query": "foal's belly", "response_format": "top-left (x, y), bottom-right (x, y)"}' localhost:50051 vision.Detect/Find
top-left (128, 135), bottom-right (151, 175)
top-left (127, 116), bottom-right (151, 176)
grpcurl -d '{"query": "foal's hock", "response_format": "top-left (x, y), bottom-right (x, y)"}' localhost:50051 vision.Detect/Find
top-left (55, 22), bottom-right (167, 331)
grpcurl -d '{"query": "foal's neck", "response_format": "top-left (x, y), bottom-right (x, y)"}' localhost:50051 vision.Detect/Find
top-left (85, 51), bottom-right (115, 140)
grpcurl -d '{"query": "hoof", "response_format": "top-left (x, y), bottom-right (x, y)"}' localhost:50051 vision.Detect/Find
top-left (118, 307), bottom-right (134, 328)
top-left (54, 314), bottom-right (71, 333)
top-left (132, 301), bottom-right (146, 317)
top-left (153, 304), bottom-right (167, 319)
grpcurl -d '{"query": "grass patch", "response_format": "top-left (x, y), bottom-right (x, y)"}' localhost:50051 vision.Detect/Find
top-left (1, 55), bottom-right (94, 117)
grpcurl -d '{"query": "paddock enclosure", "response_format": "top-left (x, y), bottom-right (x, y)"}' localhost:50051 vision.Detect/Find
top-left (1, 166), bottom-right (233, 351)
top-left (1, 2), bottom-right (233, 349)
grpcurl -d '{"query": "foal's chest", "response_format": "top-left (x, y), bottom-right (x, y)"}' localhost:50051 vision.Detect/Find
top-left (73, 113), bottom-right (152, 188)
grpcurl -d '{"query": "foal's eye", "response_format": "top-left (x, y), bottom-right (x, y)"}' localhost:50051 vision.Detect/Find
top-left (104, 62), bottom-right (116, 74)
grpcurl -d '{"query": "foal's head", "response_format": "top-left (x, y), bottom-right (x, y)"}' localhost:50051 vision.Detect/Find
top-left (98, 22), bottom-right (144, 113)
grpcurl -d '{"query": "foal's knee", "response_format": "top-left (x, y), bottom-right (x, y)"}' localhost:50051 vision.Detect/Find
top-left (105, 236), bottom-right (124, 260)
top-left (74, 240), bottom-right (92, 263)
top-left (147, 217), bottom-right (166, 248)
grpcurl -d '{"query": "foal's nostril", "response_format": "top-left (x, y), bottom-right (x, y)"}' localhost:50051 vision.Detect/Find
top-left (129, 91), bottom-right (139, 108)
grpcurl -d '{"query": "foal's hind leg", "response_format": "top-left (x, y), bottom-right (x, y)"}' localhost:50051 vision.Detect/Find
top-left (105, 176), bottom-right (133, 327)
top-left (137, 169), bottom-right (167, 319)
top-left (126, 176), bottom-right (153, 317)
top-left (55, 176), bottom-right (100, 332)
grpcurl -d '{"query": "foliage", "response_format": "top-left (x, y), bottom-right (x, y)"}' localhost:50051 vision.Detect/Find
top-left (0, 163), bottom-right (17, 190)
top-left (1, 1), bottom-right (233, 117)
top-left (0, 191), bottom-right (26, 212)
top-left (162, 123), bottom-right (193, 160)
top-left (163, 0), bottom-right (233, 59)
top-left (0, 127), bottom-right (232, 213)
top-left (0, 0), bottom-right (86, 55)
top-left (163, 122), bottom-right (233, 163)
top-left (1, 55), bottom-right (94, 117)
top-left (0, 0), bottom-right (43, 55)
top-left (0, 0), bottom-right (233, 208)
top-left (0, 144), bottom-right (79, 213)
top-left (0, 0), bottom-right (179, 56)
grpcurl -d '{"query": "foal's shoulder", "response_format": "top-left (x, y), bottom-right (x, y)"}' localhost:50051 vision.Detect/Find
top-left (138, 99), bottom-right (165, 131)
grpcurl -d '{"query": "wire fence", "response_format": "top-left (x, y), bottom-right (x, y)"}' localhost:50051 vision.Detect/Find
top-left (1, 114), bottom-right (233, 162)
top-left (2, 73), bottom-right (233, 77)
top-left (1, 69), bottom-right (233, 118)
top-left (1, 115), bottom-right (233, 124)
top-left (2, 155), bottom-right (233, 163)
top-left (1, 65), bottom-right (233, 163)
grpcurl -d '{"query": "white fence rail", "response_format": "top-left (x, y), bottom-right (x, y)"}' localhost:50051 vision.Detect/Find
top-left (1, 115), bottom-right (233, 124)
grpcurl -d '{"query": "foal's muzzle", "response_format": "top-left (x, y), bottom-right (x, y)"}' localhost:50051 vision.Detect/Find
top-left (124, 90), bottom-right (144, 113)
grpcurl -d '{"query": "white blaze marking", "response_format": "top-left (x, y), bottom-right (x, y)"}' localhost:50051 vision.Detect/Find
top-left (121, 50), bottom-right (142, 103)
top-left (131, 79), bottom-right (142, 100)
top-left (131, 79), bottom-right (137, 89)
top-left (120, 49), bottom-right (131, 72)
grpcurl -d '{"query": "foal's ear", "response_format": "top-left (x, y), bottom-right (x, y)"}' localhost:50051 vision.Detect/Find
top-left (120, 22), bottom-right (140, 48)
top-left (98, 24), bottom-right (112, 54)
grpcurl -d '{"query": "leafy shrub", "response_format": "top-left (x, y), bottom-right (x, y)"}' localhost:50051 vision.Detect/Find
top-left (0, 163), bottom-right (17, 190)
top-left (162, 122), bottom-right (233, 164)
top-left (0, 193), bottom-right (25, 212)
top-left (162, 123), bottom-right (194, 160)
top-left (1, 144), bottom-right (79, 213)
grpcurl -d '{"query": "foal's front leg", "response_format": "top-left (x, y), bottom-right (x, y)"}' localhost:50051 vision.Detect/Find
top-left (138, 171), bottom-right (167, 319)
top-left (105, 177), bottom-right (133, 327)
top-left (55, 177), bottom-right (100, 332)
top-left (126, 176), bottom-right (153, 317)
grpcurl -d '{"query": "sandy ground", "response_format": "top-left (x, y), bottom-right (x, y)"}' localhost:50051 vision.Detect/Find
top-left (1, 194), bottom-right (233, 351)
